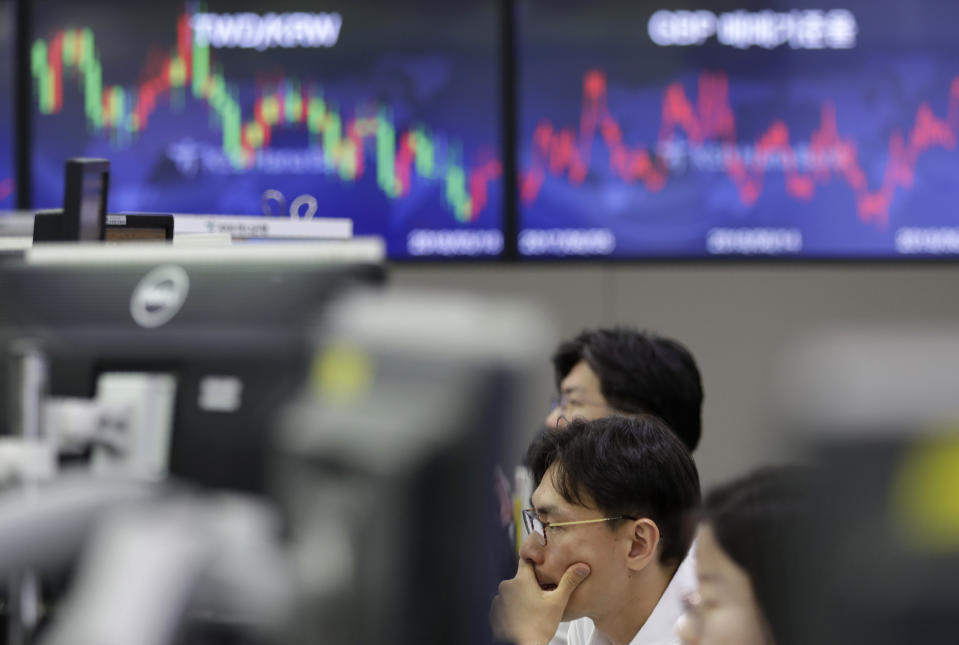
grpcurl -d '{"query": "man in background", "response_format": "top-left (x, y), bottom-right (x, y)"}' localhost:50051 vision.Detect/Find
top-left (545, 327), bottom-right (703, 452)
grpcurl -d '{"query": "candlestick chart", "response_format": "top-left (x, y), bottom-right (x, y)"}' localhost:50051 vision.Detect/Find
top-left (30, 1), bottom-right (503, 258)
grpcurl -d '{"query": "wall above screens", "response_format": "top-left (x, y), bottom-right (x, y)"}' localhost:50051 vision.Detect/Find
top-left (517, 0), bottom-right (959, 259)
top-left (0, 0), bottom-right (15, 209)
top-left (28, 0), bottom-right (504, 259)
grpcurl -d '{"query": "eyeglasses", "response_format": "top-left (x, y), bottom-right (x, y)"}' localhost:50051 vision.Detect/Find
top-left (521, 508), bottom-right (636, 547)
top-left (549, 392), bottom-right (610, 418)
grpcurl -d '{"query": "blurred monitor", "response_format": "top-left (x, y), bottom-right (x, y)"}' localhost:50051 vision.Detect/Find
top-left (517, 0), bottom-right (959, 259)
top-left (777, 327), bottom-right (959, 645)
top-left (274, 289), bottom-right (553, 645)
top-left (0, 242), bottom-right (385, 494)
top-left (29, 0), bottom-right (504, 259)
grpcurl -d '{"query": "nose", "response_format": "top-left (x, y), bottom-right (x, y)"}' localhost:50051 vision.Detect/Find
top-left (518, 531), bottom-right (546, 564)
top-left (544, 405), bottom-right (563, 430)
top-left (675, 609), bottom-right (701, 645)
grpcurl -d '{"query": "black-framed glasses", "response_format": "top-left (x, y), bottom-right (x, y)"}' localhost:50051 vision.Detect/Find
top-left (521, 508), bottom-right (636, 547)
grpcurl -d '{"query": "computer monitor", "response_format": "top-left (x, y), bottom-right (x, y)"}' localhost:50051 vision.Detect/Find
top-left (775, 327), bottom-right (959, 644)
top-left (29, 0), bottom-right (504, 259)
top-left (0, 241), bottom-right (385, 494)
top-left (273, 288), bottom-right (554, 645)
top-left (517, 0), bottom-right (959, 259)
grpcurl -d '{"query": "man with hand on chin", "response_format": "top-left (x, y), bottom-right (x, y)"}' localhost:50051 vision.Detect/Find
top-left (491, 415), bottom-right (701, 645)
top-left (491, 559), bottom-right (592, 644)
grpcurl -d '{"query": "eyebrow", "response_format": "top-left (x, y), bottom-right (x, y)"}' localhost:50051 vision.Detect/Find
top-left (532, 504), bottom-right (577, 524)
top-left (532, 503), bottom-right (555, 517)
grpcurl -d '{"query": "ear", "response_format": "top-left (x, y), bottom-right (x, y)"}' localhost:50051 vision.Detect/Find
top-left (625, 518), bottom-right (660, 572)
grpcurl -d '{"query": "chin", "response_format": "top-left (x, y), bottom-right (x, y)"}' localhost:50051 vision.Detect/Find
top-left (562, 602), bottom-right (585, 622)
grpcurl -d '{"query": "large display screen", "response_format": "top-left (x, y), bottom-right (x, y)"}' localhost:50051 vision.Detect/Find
top-left (518, 1), bottom-right (959, 258)
top-left (30, 1), bottom-right (503, 258)
top-left (0, 0), bottom-right (15, 209)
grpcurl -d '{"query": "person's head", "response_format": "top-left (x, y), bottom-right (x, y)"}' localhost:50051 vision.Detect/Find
top-left (520, 415), bottom-right (701, 623)
top-left (545, 327), bottom-right (704, 452)
top-left (679, 467), bottom-right (811, 645)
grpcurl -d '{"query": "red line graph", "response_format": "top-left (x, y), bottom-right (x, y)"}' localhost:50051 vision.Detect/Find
top-left (0, 177), bottom-right (13, 203)
top-left (520, 69), bottom-right (959, 227)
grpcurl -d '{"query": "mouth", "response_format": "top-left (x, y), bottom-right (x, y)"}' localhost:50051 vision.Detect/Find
top-left (535, 575), bottom-right (558, 592)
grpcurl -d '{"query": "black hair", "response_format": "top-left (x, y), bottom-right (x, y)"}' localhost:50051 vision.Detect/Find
top-left (552, 327), bottom-right (704, 452)
top-left (702, 467), bottom-right (812, 645)
top-left (526, 415), bottom-right (701, 566)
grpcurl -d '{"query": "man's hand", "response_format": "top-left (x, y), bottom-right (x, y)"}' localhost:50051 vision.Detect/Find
top-left (489, 559), bottom-right (591, 645)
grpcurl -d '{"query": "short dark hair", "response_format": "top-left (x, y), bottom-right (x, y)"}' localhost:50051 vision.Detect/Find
top-left (552, 327), bottom-right (704, 452)
top-left (702, 467), bottom-right (812, 645)
top-left (526, 415), bottom-right (701, 566)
